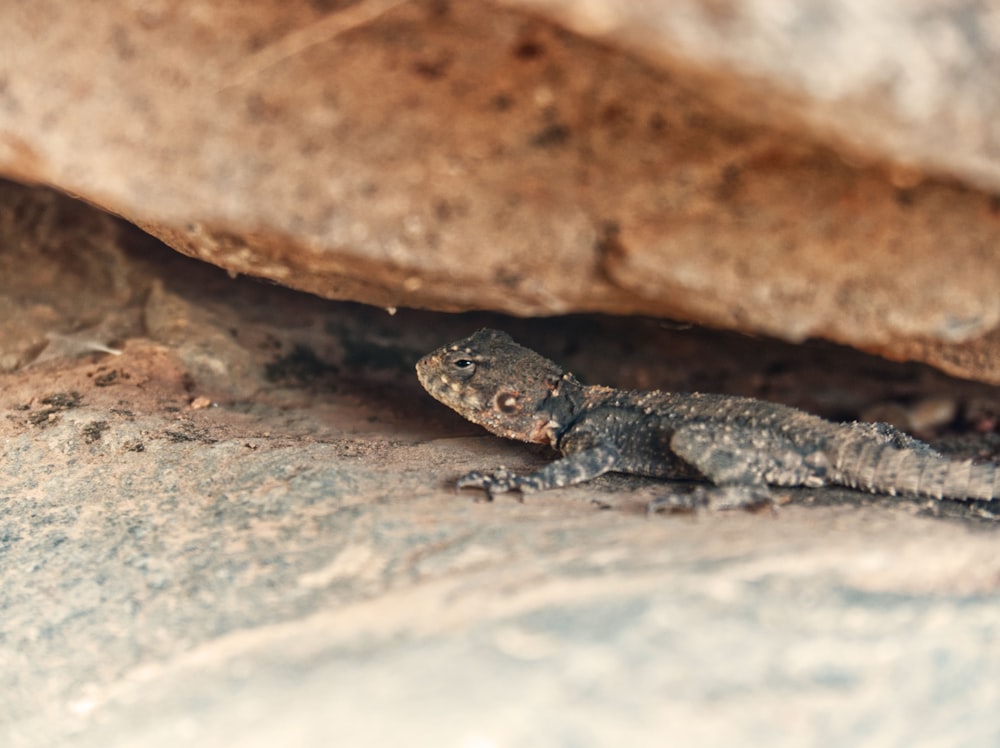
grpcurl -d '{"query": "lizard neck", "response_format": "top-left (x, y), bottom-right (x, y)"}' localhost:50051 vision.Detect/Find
top-left (537, 374), bottom-right (588, 446)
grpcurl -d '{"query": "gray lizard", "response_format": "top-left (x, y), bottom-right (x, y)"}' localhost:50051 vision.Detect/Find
top-left (416, 328), bottom-right (1000, 507)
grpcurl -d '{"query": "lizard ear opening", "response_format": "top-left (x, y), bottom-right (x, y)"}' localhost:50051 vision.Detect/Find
top-left (495, 391), bottom-right (520, 413)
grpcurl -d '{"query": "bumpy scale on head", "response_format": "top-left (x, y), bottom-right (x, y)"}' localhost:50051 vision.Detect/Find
top-left (416, 329), bottom-right (566, 445)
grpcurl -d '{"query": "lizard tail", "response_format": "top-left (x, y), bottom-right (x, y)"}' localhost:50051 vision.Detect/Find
top-left (834, 440), bottom-right (999, 501)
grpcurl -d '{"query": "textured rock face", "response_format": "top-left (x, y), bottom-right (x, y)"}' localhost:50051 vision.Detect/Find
top-left (504, 0), bottom-right (1000, 192)
top-left (4, 183), bottom-right (1000, 746)
top-left (3, 0), bottom-right (1000, 380)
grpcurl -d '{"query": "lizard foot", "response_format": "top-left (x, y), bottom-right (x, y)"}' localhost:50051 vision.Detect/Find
top-left (456, 467), bottom-right (535, 502)
top-left (647, 484), bottom-right (775, 516)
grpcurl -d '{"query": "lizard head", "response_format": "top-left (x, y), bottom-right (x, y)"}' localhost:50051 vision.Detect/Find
top-left (416, 328), bottom-right (573, 445)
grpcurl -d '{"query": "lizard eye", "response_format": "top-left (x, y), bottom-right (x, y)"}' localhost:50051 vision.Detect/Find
top-left (449, 357), bottom-right (476, 378)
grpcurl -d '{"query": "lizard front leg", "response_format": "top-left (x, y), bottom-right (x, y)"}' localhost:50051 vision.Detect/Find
top-left (457, 443), bottom-right (622, 500)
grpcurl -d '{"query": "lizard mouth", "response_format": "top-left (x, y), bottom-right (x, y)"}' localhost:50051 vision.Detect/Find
top-left (415, 353), bottom-right (450, 395)
top-left (415, 354), bottom-right (433, 388)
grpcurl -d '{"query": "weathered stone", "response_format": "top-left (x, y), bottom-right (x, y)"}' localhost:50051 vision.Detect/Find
top-left (3, 1), bottom-right (1000, 381)
top-left (3, 189), bottom-right (1000, 745)
top-left (504, 0), bottom-right (1000, 191)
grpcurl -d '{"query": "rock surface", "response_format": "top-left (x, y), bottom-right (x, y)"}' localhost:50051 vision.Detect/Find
top-left (3, 183), bottom-right (1000, 746)
top-left (505, 0), bottom-right (1000, 192)
top-left (3, 2), bottom-right (1000, 380)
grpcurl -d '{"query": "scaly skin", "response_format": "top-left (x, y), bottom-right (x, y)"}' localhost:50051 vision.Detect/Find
top-left (416, 329), bottom-right (1000, 504)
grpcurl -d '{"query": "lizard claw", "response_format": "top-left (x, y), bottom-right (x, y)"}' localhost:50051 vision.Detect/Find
top-left (456, 470), bottom-right (496, 501)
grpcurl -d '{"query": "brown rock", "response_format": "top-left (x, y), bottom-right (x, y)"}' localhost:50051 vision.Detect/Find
top-left (3, 1), bottom-right (1000, 380)
top-left (3, 180), bottom-right (1000, 746)
top-left (504, 0), bottom-right (1000, 192)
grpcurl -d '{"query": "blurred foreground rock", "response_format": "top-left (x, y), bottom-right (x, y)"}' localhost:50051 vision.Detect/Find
top-left (3, 2), bottom-right (1000, 380)
top-left (2, 183), bottom-right (1000, 746)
